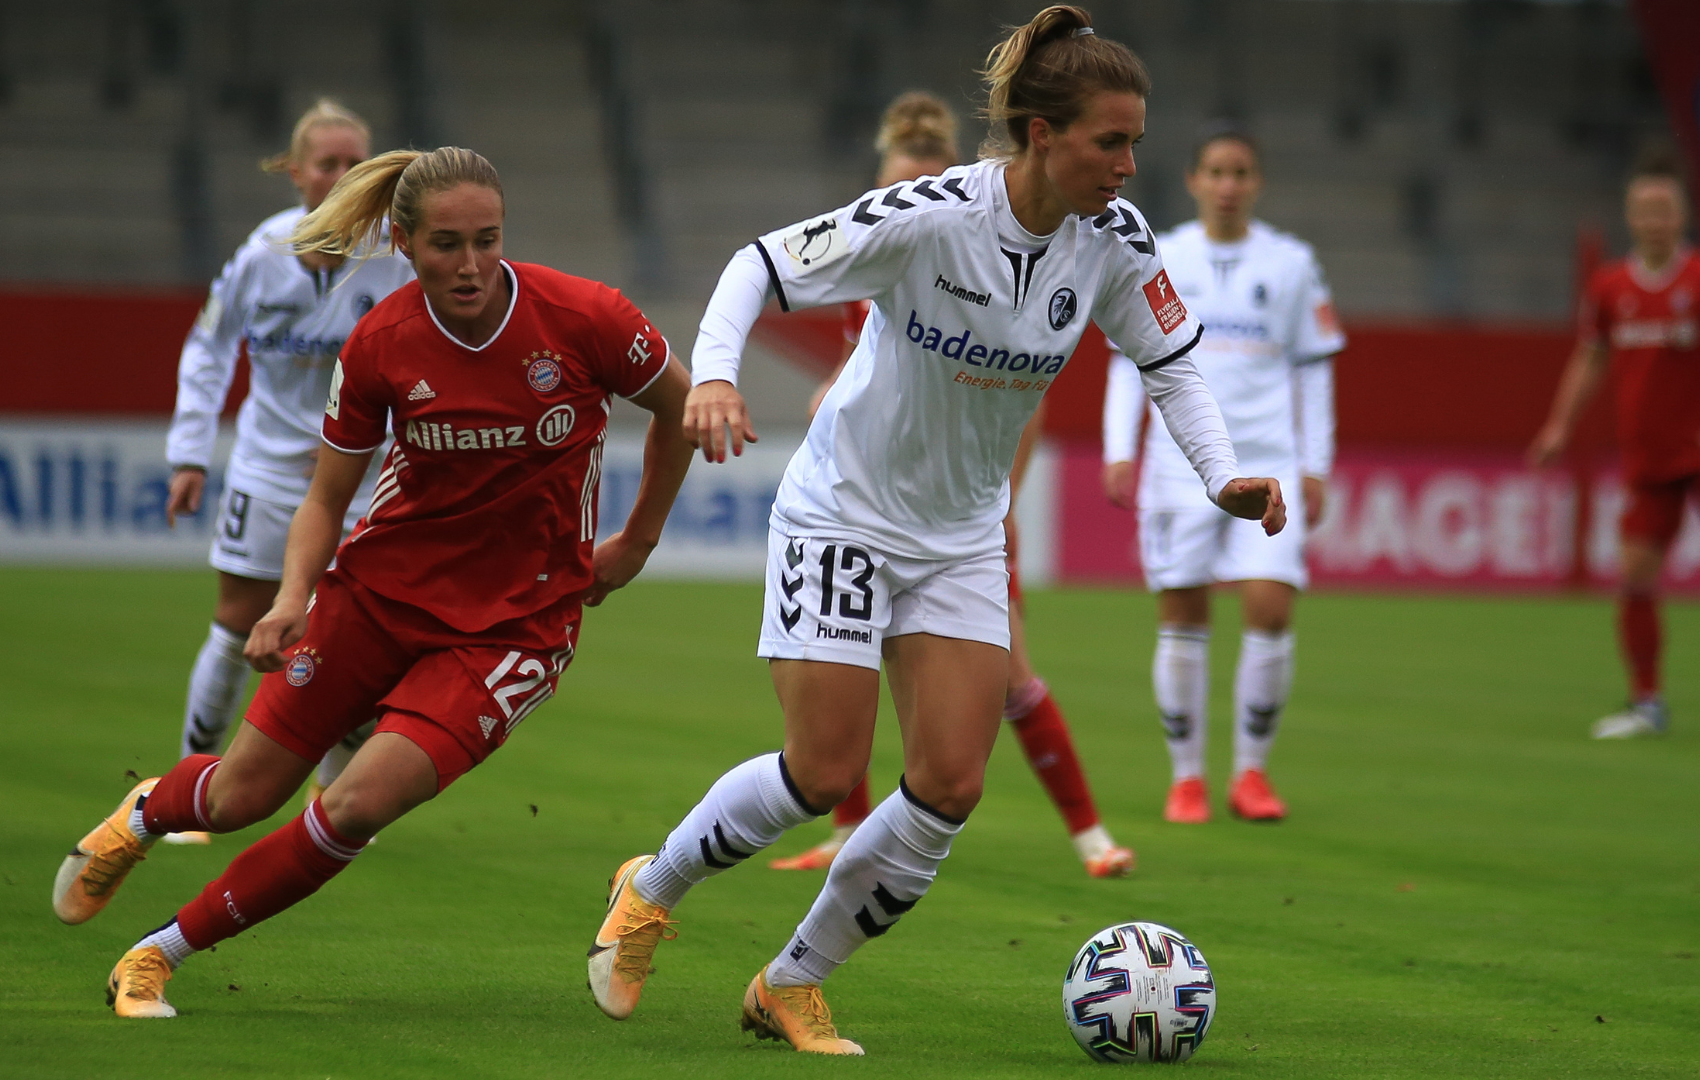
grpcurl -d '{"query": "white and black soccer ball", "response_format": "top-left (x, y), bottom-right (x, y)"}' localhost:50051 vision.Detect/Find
top-left (1062, 922), bottom-right (1216, 1063)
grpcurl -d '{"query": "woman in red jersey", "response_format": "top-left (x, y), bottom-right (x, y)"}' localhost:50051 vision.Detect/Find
top-left (52, 146), bottom-right (695, 1018)
top-left (1530, 146), bottom-right (1700, 740)
top-left (773, 91), bottom-right (1135, 879)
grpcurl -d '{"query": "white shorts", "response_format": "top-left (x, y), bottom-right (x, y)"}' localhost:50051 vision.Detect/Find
top-left (208, 487), bottom-right (296, 581)
top-left (757, 528), bottom-right (1011, 671)
top-left (1138, 502), bottom-right (1309, 592)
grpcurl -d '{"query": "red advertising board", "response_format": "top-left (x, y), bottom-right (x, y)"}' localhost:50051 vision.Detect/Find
top-left (1058, 444), bottom-right (1700, 592)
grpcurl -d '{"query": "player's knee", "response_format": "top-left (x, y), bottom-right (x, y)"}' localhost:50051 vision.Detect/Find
top-left (784, 756), bottom-right (867, 815)
top-left (318, 785), bottom-right (392, 840)
top-left (911, 770), bottom-right (983, 822)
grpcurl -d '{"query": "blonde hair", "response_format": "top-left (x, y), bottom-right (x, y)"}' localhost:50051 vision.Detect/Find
top-left (875, 91), bottom-right (960, 165)
top-left (980, 5), bottom-right (1152, 158)
top-left (290, 147), bottom-right (504, 257)
top-left (260, 98), bottom-right (371, 174)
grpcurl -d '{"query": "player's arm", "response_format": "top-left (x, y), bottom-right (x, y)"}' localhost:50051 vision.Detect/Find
top-left (1293, 358), bottom-right (1336, 529)
top-left (586, 357), bottom-right (694, 607)
top-left (1002, 400), bottom-right (1047, 563)
top-left (245, 443), bottom-right (372, 672)
top-left (165, 254), bottom-right (248, 526)
top-left (1100, 347), bottom-right (1145, 509)
top-left (1529, 338), bottom-right (1609, 466)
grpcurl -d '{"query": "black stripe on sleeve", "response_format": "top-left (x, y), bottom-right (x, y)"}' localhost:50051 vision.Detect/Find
top-left (1135, 323), bottom-right (1205, 372)
top-left (753, 239), bottom-right (790, 313)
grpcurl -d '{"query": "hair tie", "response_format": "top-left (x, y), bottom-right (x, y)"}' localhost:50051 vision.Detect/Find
top-left (1072, 26), bottom-right (1095, 36)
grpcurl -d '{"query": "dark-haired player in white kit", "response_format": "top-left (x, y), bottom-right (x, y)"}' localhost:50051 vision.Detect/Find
top-left (587, 5), bottom-right (1284, 1056)
top-left (162, 100), bottom-right (412, 841)
top-left (1102, 124), bottom-right (1343, 823)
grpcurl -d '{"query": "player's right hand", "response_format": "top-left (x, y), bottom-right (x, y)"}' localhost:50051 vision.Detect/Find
top-left (682, 379), bottom-right (759, 463)
top-left (1217, 477), bottom-right (1286, 536)
top-left (245, 602), bottom-right (309, 673)
top-left (166, 467), bottom-right (206, 529)
top-left (1102, 460), bottom-right (1136, 509)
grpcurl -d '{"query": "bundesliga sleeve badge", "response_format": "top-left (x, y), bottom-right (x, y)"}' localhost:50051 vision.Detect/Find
top-left (780, 212), bottom-right (850, 271)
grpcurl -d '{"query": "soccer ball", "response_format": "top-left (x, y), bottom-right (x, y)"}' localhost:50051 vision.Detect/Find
top-left (1062, 921), bottom-right (1215, 1063)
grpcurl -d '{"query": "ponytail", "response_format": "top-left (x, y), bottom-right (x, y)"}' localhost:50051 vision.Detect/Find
top-left (980, 5), bottom-right (1151, 158)
top-left (290, 146), bottom-right (503, 258)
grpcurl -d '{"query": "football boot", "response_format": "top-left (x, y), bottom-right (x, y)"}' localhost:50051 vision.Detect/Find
top-left (54, 777), bottom-right (159, 924)
top-left (161, 831), bottom-right (211, 846)
top-left (587, 855), bottom-right (677, 1020)
top-left (769, 839), bottom-right (845, 872)
top-left (1591, 699), bottom-right (1668, 740)
top-left (106, 946), bottom-right (176, 1018)
top-left (1228, 768), bottom-right (1287, 822)
top-left (740, 965), bottom-right (864, 1055)
top-left (1084, 845), bottom-right (1136, 879)
top-left (1163, 777), bottom-right (1211, 824)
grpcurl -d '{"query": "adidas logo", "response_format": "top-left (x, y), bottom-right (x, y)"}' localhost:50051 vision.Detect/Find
top-left (408, 380), bottom-right (436, 401)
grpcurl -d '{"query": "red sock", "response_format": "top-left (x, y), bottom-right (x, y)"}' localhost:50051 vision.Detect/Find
top-left (1618, 592), bottom-right (1662, 700)
top-left (142, 754), bottom-right (220, 835)
top-left (1008, 681), bottom-right (1101, 835)
top-left (175, 801), bottom-right (365, 950)
top-left (834, 775), bottom-right (871, 827)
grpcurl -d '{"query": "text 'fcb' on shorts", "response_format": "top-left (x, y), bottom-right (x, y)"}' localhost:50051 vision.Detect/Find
top-left (757, 527), bottom-right (1011, 671)
top-left (245, 569), bottom-right (579, 790)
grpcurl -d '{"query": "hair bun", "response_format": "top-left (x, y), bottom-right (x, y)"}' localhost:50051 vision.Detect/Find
top-left (876, 91), bottom-right (960, 163)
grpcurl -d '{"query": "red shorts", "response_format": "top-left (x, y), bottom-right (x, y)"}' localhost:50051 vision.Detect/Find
top-left (246, 569), bottom-right (580, 790)
top-left (1620, 474), bottom-right (1700, 549)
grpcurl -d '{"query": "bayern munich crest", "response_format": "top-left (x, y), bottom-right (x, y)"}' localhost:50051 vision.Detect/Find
top-left (285, 649), bottom-right (320, 687)
top-left (525, 351), bottom-right (564, 394)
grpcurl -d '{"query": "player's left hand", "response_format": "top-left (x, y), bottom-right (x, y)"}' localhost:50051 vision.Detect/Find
top-left (586, 531), bottom-right (655, 607)
top-left (1217, 477), bottom-right (1286, 536)
top-left (1302, 475), bottom-right (1327, 530)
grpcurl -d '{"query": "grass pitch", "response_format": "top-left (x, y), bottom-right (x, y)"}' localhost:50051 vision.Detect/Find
top-left (1, 569), bottom-right (1696, 1078)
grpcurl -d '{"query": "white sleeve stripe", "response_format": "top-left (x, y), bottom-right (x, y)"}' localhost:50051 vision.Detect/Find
top-left (320, 435), bottom-right (384, 455)
top-left (618, 336), bottom-right (673, 400)
top-left (1135, 324), bottom-right (1205, 371)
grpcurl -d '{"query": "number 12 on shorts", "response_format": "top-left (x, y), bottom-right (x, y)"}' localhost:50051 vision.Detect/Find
top-left (818, 544), bottom-right (875, 621)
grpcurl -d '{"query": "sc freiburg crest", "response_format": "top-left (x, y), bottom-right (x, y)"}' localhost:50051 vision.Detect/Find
top-left (1049, 287), bottom-right (1078, 331)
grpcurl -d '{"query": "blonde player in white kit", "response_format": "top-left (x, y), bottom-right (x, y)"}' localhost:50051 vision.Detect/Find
top-left (1103, 123), bottom-right (1344, 824)
top-left (162, 100), bottom-right (414, 841)
top-left (588, 7), bottom-right (1284, 1055)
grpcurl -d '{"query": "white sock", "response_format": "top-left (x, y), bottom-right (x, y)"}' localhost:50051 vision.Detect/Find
top-left (180, 623), bottom-right (251, 758)
top-left (1070, 822), bottom-right (1116, 863)
top-left (316, 719), bottom-right (377, 788)
top-left (1233, 629), bottom-right (1295, 775)
top-left (128, 794), bottom-right (164, 842)
top-left (1154, 625), bottom-right (1210, 782)
top-left (134, 918), bottom-right (195, 968)
top-left (767, 779), bottom-right (963, 988)
top-left (633, 752), bottom-right (820, 909)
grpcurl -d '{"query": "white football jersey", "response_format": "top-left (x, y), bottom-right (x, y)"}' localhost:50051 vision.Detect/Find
top-left (166, 206), bottom-right (415, 507)
top-left (1105, 219), bottom-right (1343, 509)
top-left (748, 158), bottom-right (1228, 561)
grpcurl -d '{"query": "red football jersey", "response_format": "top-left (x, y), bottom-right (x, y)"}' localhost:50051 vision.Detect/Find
top-left (1578, 250), bottom-right (1700, 482)
top-left (322, 261), bottom-right (669, 632)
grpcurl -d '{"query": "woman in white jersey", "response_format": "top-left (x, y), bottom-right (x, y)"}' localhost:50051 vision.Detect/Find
top-left (163, 100), bottom-right (414, 841)
top-left (1101, 123), bottom-right (1343, 825)
top-left (586, 8), bottom-right (1282, 1055)
top-left (774, 90), bottom-right (1135, 879)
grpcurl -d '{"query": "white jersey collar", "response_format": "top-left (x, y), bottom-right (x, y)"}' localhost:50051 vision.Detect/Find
top-left (424, 259), bottom-right (519, 353)
top-left (1626, 247), bottom-right (1693, 293)
top-left (992, 164), bottom-right (1059, 253)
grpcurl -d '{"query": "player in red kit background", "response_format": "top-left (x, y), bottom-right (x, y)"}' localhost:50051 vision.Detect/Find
top-left (51, 146), bottom-right (695, 1018)
top-left (1531, 146), bottom-right (1700, 739)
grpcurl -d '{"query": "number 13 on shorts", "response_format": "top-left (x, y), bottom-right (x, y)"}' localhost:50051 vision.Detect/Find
top-left (758, 532), bottom-right (893, 668)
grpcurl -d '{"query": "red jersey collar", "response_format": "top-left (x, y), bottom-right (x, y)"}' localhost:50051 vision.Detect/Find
top-left (423, 260), bottom-right (520, 353)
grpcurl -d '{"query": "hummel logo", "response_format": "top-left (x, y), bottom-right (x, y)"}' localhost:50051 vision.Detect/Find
top-left (785, 539), bottom-right (804, 569)
top-left (408, 380), bottom-right (437, 401)
top-left (780, 606), bottom-right (801, 631)
top-left (781, 574), bottom-right (803, 601)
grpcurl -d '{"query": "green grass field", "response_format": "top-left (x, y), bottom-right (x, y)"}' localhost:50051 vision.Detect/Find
top-left (2, 569), bottom-right (1696, 1078)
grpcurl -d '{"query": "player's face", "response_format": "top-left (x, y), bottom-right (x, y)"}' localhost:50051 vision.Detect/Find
top-left (290, 125), bottom-right (369, 212)
top-left (877, 154), bottom-right (951, 187)
top-left (1039, 91), bottom-right (1144, 217)
top-left (1186, 138), bottom-right (1262, 231)
top-left (1625, 178), bottom-right (1688, 261)
top-left (398, 183), bottom-right (506, 326)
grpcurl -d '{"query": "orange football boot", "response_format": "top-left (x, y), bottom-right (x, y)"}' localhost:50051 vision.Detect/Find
top-left (1084, 845), bottom-right (1136, 878)
top-left (1163, 777), bottom-right (1211, 824)
top-left (1229, 768), bottom-right (1287, 821)
top-left (107, 945), bottom-right (176, 1018)
top-left (740, 966), bottom-right (865, 1055)
top-left (587, 855), bottom-right (677, 1019)
top-left (53, 777), bottom-right (160, 924)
